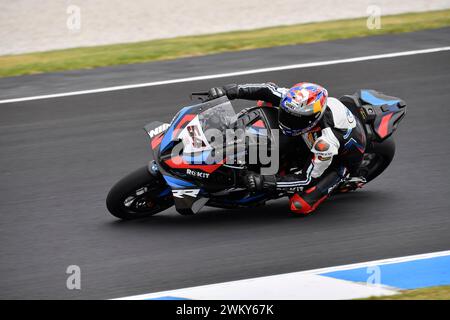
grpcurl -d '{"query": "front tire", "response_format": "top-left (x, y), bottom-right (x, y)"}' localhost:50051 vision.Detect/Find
top-left (106, 166), bottom-right (173, 220)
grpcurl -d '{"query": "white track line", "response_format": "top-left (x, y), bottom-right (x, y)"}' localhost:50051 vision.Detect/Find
top-left (115, 250), bottom-right (450, 300)
top-left (1, 46), bottom-right (450, 105)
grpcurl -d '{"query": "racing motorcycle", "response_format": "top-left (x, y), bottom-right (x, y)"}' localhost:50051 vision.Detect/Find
top-left (106, 90), bottom-right (406, 219)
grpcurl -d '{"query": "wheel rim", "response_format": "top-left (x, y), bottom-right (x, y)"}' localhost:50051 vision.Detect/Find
top-left (359, 153), bottom-right (382, 179)
top-left (122, 185), bottom-right (166, 214)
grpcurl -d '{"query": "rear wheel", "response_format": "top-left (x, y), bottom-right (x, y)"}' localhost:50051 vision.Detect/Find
top-left (106, 166), bottom-right (173, 220)
top-left (359, 137), bottom-right (396, 183)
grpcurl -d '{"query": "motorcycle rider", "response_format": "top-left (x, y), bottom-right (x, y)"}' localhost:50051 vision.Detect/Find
top-left (207, 82), bottom-right (367, 215)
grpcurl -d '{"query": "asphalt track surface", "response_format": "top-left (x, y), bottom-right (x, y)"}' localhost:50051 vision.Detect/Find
top-left (1, 32), bottom-right (450, 299)
top-left (1, 28), bottom-right (450, 101)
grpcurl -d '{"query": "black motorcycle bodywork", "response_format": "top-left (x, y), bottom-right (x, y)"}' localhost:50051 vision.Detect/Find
top-left (106, 90), bottom-right (406, 219)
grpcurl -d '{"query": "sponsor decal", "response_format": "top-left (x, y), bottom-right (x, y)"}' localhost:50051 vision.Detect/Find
top-left (179, 117), bottom-right (212, 153)
top-left (172, 189), bottom-right (200, 199)
top-left (187, 125), bottom-right (207, 149)
top-left (346, 109), bottom-right (355, 124)
top-left (287, 186), bottom-right (304, 192)
top-left (186, 168), bottom-right (210, 179)
top-left (149, 123), bottom-right (170, 138)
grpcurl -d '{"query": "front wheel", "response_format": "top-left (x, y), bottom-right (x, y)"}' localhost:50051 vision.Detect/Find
top-left (106, 166), bottom-right (173, 220)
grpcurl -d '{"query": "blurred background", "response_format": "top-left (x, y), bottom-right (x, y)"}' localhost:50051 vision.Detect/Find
top-left (1, 0), bottom-right (450, 55)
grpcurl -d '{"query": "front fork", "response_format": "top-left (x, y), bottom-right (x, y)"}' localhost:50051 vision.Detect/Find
top-left (148, 160), bottom-right (160, 177)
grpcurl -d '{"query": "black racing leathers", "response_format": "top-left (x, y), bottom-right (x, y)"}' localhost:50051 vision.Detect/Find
top-left (223, 83), bottom-right (285, 106)
top-left (222, 83), bottom-right (367, 194)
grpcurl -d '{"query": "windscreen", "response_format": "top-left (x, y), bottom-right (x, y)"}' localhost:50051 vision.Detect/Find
top-left (198, 100), bottom-right (237, 133)
top-left (174, 98), bottom-right (237, 155)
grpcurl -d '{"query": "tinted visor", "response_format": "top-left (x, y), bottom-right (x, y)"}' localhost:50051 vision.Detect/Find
top-left (278, 108), bottom-right (316, 134)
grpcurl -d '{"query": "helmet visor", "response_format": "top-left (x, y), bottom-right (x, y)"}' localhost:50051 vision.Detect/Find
top-left (278, 108), bottom-right (318, 135)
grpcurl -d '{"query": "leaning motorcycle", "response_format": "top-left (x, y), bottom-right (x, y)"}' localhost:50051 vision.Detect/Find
top-left (106, 90), bottom-right (406, 219)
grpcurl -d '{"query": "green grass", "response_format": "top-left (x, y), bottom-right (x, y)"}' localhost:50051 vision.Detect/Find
top-left (1, 9), bottom-right (450, 78)
top-left (361, 285), bottom-right (450, 300)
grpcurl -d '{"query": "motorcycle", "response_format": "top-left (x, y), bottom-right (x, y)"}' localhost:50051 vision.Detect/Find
top-left (106, 89), bottom-right (406, 219)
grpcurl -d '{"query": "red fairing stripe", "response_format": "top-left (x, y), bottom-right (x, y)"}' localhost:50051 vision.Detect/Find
top-left (377, 113), bottom-right (393, 138)
top-left (173, 114), bottom-right (195, 137)
top-left (165, 156), bottom-right (224, 174)
top-left (256, 100), bottom-right (273, 107)
top-left (252, 120), bottom-right (265, 128)
top-left (151, 133), bottom-right (164, 149)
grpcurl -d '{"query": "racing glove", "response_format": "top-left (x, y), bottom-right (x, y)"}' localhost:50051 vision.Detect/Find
top-left (207, 87), bottom-right (226, 101)
top-left (207, 84), bottom-right (241, 101)
top-left (245, 173), bottom-right (277, 192)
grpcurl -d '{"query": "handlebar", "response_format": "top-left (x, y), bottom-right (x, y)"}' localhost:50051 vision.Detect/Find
top-left (191, 91), bottom-right (209, 96)
top-left (190, 91), bottom-right (210, 102)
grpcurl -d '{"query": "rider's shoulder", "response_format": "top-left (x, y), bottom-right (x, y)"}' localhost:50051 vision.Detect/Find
top-left (325, 97), bottom-right (357, 130)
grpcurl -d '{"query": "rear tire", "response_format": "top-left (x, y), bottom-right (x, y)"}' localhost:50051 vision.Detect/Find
top-left (359, 137), bottom-right (396, 183)
top-left (106, 166), bottom-right (173, 220)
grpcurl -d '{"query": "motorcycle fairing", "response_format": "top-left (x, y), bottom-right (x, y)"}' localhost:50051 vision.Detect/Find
top-left (339, 90), bottom-right (406, 142)
top-left (360, 90), bottom-right (400, 106)
top-left (143, 121), bottom-right (170, 151)
top-left (159, 149), bottom-right (211, 215)
top-left (164, 155), bottom-right (224, 174)
top-left (144, 98), bottom-right (287, 214)
top-left (162, 174), bottom-right (207, 215)
top-left (159, 96), bottom-right (235, 153)
top-left (147, 97), bottom-right (239, 214)
top-left (144, 120), bottom-right (209, 215)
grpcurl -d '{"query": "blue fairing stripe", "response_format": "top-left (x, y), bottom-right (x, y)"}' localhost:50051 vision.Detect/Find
top-left (361, 90), bottom-right (399, 106)
top-left (218, 193), bottom-right (266, 204)
top-left (236, 193), bottom-right (266, 203)
top-left (157, 188), bottom-right (171, 197)
top-left (160, 106), bottom-right (191, 152)
top-left (163, 175), bottom-right (195, 188)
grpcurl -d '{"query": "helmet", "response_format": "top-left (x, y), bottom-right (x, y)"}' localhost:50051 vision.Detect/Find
top-left (279, 82), bottom-right (328, 136)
